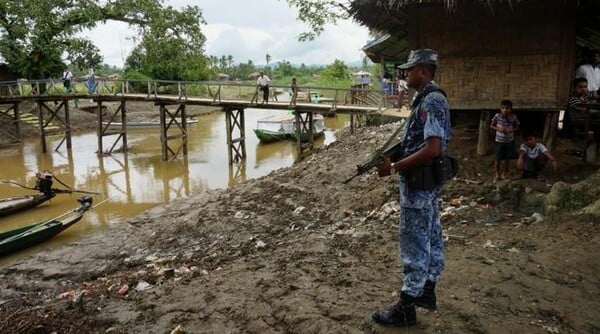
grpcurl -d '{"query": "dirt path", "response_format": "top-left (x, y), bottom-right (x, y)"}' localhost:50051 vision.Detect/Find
top-left (0, 121), bottom-right (599, 333)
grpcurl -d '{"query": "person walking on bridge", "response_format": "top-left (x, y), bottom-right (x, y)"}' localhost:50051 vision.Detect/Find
top-left (374, 49), bottom-right (451, 327)
top-left (257, 71), bottom-right (270, 104)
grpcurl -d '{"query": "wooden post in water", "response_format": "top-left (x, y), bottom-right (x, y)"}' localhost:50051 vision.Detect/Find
top-left (295, 110), bottom-right (302, 159)
top-left (37, 100), bottom-right (47, 153)
top-left (120, 100), bottom-right (128, 151)
top-left (12, 102), bottom-right (21, 138)
top-left (64, 99), bottom-right (72, 149)
top-left (159, 104), bottom-right (168, 161)
top-left (96, 100), bottom-right (104, 154)
top-left (225, 108), bottom-right (246, 164)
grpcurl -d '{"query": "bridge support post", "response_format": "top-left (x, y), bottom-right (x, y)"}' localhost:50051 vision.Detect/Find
top-left (225, 108), bottom-right (246, 164)
top-left (294, 110), bottom-right (315, 160)
top-left (35, 100), bottom-right (74, 152)
top-left (158, 102), bottom-right (188, 161)
top-left (0, 101), bottom-right (21, 139)
top-left (98, 100), bottom-right (128, 155)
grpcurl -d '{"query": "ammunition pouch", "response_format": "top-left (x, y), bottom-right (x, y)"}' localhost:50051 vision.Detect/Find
top-left (401, 154), bottom-right (458, 190)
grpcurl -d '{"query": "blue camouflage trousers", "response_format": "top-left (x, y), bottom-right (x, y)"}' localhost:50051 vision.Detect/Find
top-left (398, 176), bottom-right (445, 298)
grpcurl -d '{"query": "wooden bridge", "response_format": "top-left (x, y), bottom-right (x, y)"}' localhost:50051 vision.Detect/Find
top-left (0, 78), bottom-right (404, 163)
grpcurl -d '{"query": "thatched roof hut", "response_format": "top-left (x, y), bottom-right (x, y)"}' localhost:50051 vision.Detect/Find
top-left (351, 0), bottom-right (600, 110)
top-left (351, 0), bottom-right (600, 154)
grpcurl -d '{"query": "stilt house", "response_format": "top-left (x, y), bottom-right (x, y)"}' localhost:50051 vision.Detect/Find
top-left (352, 0), bottom-right (600, 154)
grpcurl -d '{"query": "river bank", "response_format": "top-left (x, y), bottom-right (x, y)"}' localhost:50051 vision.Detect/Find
top-left (0, 120), bottom-right (599, 333)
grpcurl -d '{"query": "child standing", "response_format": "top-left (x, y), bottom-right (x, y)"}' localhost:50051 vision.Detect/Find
top-left (563, 77), bottom-right (600, 138)
top-left (517, 134), bottom-right (557, 181)
top-left (490, 99), bottom-right (520, 181)
top-left (290, 78), bottom-right (298, 106)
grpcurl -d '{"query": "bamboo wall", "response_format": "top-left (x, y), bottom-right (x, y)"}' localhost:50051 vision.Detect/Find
top-left (407, 0), bottom-right (576, 110)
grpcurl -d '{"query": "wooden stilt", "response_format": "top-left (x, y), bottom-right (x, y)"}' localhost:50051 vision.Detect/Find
top-left (225, 108), bottom-right (246, 164)
top-left (37, 101), bottom-right (47, 153)
top-left (477, 110), bottom-right (491, 156)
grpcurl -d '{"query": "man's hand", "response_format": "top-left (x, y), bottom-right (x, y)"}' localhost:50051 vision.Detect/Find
top-left (551, 160), bottom-right (557, 172)
top-left (376, 155), bottom-right (393, 177)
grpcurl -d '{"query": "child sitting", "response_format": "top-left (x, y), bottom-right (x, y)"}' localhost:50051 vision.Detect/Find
top-left (517, 134), bottom-right (557, 181)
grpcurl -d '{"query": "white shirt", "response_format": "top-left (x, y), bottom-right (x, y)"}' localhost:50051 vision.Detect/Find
top-left (575, 64), bottom-right (600, 93)
top-left (520, 143), bottom-right (548, 159)
top-left (63, 71), bottom-right (73, 81)
top-left (257, 75), bottom-right (270, 87)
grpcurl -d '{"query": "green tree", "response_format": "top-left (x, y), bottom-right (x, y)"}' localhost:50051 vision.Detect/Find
top-left (124, 2), bottom-right (211, 81)
top-left (274, 60), bottom-right (295, 79)
top-left (0, 0), bottom-right (207, 79)
top-left (283, 0), bottom-right (348, 41)
top-left (318, 59), bottom-right (351, 87)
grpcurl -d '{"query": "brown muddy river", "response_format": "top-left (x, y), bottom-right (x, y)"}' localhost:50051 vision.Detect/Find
top-left (0, 109), bottom-right (349, 264)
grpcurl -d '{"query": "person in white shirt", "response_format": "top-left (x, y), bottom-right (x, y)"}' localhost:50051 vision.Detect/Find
top-left (257, 72), bottom-right (270, 103)
top-left (517, 134), bottom-right (557, 181)
top-left (575, 49), bottom-right (600, 95)
top-left (62, 66), bottom-right (74, 93)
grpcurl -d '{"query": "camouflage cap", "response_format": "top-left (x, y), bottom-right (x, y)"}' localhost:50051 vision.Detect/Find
top-left (398, 49), bottom-right (438, 69)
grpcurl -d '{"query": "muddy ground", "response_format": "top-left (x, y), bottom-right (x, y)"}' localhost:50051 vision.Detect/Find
top-left (0, 105), bottom-right (599, 334)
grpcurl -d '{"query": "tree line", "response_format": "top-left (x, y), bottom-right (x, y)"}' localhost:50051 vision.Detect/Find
top-left (0, 0), bottom-right (368, 87)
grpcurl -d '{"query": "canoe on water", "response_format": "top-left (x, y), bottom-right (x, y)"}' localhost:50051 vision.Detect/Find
top-left (0, 196), bottom-right (93, 257)
top-left (0, 193), bottom-right (55, 217)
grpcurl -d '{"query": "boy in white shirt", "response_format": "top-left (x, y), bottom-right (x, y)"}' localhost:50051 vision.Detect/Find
top-left (517, 134), bottom-right (557, 181)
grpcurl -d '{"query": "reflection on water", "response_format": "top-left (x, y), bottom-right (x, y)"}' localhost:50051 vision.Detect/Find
top-left (0, 109), bottom-right (348, 264)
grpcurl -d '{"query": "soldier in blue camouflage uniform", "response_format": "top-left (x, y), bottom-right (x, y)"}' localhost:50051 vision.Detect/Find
top-left (374, 49), bottom-right (451, 327)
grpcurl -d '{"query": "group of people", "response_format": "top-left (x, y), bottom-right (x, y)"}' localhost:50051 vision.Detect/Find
top-left (62, 66), bottom-right (97, 95)
top-left (490, 99), bottom-right (557, 182)
top-left (367, 47), bottom-right (597, 328)
top-left (256, 72), bottom-right (300, 106)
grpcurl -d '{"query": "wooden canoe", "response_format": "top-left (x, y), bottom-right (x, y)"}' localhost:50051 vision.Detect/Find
top-left (0, 197), bottom-right (93, 257)
top-left (0, 193), bottom-right (55, 217)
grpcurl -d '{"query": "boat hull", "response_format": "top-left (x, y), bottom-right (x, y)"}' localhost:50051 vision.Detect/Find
top-left (254, 114), bottom-right (325, 143)
top-left (253, 129), bottom-right (292, 143)
top-left (0, 215), bottom-right (82, 257)
top-left (0, 198), bottom-right (92, 257)
top-left (0, 194), bottom-right (54, 217)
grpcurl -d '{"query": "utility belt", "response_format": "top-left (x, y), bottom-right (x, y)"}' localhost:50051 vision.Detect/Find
top-left (400, 154), bottom-right (458, 190)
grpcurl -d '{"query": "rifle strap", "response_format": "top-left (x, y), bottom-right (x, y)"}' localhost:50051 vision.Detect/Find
top-left (379, 84), bottom-right (447, 154)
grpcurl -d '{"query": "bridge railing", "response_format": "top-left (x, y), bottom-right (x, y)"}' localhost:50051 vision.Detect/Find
top-left (0, 79), bottom-right (400, 110)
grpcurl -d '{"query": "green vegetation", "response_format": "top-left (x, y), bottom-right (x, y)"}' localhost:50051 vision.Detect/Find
top-left (0, 0), bottom-right (206, 80)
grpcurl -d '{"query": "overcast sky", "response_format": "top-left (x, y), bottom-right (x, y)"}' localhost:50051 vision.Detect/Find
top-left (80, 0), bottom-right (370, 68)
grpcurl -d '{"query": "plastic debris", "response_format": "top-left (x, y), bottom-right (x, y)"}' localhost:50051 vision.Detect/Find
top-left (170, 324), bottom-right (186, 334)
top-left (483, 240), bottom-right (497, 249)
top-left (134, 280), bottom-right (151, 292)
top-left (117, 284), bottom-right (129, 296)
top-left (293, 206), bottom-right (306, 215)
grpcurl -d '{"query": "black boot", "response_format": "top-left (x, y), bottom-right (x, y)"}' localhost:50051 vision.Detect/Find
top-left (372, 292), bottom-right (417, 327)
top-left (415, 280), bottom-right (437, 310)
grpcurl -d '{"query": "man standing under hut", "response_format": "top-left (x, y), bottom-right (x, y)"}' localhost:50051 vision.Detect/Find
top-left (373, 49), bottom-right (451, 327)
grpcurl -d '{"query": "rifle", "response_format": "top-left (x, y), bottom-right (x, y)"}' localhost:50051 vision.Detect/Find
top-left (342, 85), bottom-right (448, 185)
top-left (343, 121), bottom-right (406, 184)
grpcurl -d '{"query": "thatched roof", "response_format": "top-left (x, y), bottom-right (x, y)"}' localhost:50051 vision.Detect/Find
top-left (350, 0), bottom-right (600, 50)
top-left (362, 33), bottom-right (409, 63)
